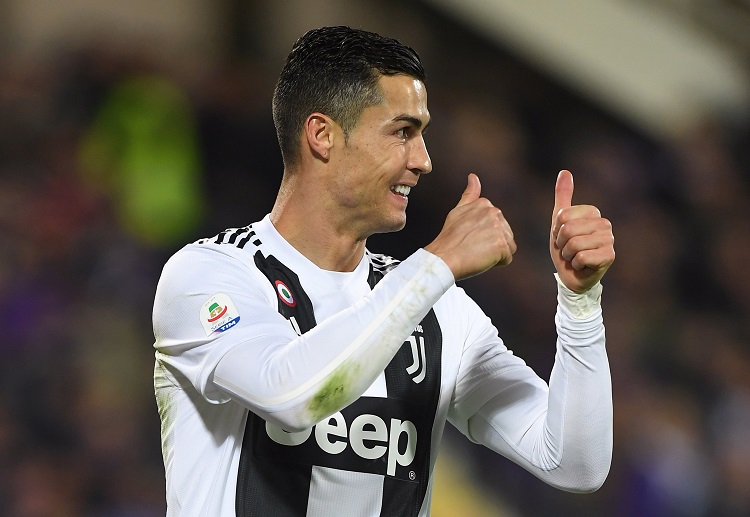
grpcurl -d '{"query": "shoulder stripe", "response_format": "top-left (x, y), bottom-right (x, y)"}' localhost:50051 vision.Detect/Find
top-left (214, 230), bottom-right (231, 244)
top-left (227, 227), bottom-right (249, 245)
top-left (237, 231), bottom-right (260, 249)
top-left (194, 225), bottom-right (263, 250)
top-left (368, 252), bottom-right (400, 273)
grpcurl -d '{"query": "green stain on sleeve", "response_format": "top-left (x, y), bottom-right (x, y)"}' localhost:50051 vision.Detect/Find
top-left (307, 363), bottom-right (360, 423)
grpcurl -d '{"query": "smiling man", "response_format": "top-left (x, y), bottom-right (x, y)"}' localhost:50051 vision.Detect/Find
top-left (152, 26), bottom-right (615, 517)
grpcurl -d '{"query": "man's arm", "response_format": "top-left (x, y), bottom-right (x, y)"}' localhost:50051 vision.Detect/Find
top-left (451, 279), bottom-right (611, 493)
top-left (450, 169), bottom-right (615, 492)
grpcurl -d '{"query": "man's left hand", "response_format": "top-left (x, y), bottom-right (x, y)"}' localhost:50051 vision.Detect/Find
top-left (550, 170), bottom-right (615, 293)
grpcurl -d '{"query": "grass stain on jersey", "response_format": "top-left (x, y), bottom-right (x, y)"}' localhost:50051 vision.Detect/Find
top-left (308, 363), bottom-right (360, 423)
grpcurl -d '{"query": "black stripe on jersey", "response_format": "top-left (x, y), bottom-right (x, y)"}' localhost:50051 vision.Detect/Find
top-left (368, 264), bottom-right (443, 517)
top-left (254, 252), bottom-right (317, 329)
top-left (236, 251), bottom-right (442, 517)
top-left (235, 252), bottom-right (318, 517)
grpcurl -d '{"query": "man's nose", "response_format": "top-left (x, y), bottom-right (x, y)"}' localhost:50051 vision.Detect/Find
top-left (409, 136), bottom-right (432, 175)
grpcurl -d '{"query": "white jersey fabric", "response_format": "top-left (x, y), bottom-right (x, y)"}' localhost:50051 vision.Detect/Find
top-left (153, 214), bottom-right (612, 516)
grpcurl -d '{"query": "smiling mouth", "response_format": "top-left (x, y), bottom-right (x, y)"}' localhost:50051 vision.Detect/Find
top-left (391, 185), bottom-right (411, 198)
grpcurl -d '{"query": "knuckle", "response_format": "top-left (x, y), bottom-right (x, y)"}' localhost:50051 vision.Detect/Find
top-left (558, 223), bottom-right (573, 240)
top-left (490, 206), bottom-right (504, 220)
top-left (491, 217), bottom-right (506, 232)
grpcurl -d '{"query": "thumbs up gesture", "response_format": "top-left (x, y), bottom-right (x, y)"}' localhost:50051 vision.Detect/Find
top-left (425, 173), bottom-right (517, 281)
top-left (550, 170), bottom-right (615, 293)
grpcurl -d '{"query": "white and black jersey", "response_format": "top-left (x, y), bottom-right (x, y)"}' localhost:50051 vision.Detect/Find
top-left (153, 215), bottom-right (612, 516)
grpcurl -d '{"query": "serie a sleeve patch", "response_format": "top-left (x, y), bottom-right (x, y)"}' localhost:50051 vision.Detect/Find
top-left (200, 293), bottom-right (241, 336)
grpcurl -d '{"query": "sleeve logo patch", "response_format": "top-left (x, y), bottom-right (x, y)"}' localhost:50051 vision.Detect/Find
top-left (200, 293), bottom-right (240, 335)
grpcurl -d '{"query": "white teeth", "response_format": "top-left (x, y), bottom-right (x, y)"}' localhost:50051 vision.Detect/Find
top-left (392, 185), bottom-right (411, 197)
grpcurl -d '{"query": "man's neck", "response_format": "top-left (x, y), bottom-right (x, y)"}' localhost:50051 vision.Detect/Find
top-left (270, 179), bottom-right (367, 273)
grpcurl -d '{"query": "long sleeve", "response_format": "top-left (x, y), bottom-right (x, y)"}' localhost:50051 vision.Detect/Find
top-left (448, 278), bottom-right (612, 492)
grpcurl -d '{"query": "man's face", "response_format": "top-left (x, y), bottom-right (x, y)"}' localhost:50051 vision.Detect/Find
top-left (328, 74), bottom-right (432, 238)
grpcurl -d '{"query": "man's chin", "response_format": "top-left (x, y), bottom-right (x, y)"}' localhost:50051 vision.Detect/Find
top-left (371, 216), bottom-right (407, 236)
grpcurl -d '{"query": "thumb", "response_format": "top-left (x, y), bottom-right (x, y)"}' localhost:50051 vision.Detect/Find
top-left (457, 173), bottom-right (481, 207)
top-left (552, 169), bottom-right (574, 222)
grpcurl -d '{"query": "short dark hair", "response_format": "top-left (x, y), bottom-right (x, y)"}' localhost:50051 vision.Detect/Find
top-left (272, 26), bottom-right (426, 167)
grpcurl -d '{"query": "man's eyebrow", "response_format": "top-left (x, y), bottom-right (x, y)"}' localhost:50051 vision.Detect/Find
top-left (393, 115), bottom-right (431, 131)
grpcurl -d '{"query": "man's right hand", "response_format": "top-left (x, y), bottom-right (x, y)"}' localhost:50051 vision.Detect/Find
top-left (424, 173), bottom-right (516, 281)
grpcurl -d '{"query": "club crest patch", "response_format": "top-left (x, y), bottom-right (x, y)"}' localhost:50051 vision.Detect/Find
top-left (201, 293), bottom-right (240, 335)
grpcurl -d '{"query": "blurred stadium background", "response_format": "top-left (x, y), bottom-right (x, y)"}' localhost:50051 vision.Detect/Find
top-left (1, 1), bottom-right (749, 515)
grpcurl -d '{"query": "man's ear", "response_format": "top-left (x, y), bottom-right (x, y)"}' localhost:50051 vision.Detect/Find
top-left (304, 113), bottom-right (336, 161)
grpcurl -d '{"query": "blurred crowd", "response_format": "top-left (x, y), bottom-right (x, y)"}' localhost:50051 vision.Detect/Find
top-left (1, 10), bottom-right (749, 517)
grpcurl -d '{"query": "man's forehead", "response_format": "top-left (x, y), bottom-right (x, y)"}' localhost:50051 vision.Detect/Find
top-left (375, 75), bottom-right (430, 122)
top-left (377, 74), bottom-right (427, 98)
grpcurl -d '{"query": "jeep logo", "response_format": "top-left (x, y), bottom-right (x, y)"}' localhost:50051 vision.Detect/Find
top-left (265, 410), bottom-right (417, 478)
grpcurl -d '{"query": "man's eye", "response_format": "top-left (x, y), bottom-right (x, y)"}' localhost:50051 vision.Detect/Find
top-left (396, 128), bottom-right (409, 139)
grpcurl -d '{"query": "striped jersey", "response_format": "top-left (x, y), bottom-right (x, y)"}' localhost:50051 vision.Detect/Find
top-left (153, 215), bottom-right (612, 516)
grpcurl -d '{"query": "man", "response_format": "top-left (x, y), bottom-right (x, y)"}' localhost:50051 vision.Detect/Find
top-left (153, 26), bottom-right (615, 516)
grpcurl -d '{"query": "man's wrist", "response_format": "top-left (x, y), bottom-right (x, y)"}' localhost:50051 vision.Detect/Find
top-left (554, 273), bottom-right (602, 319)
top-left (420, 248), bottom-right (457, 286)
